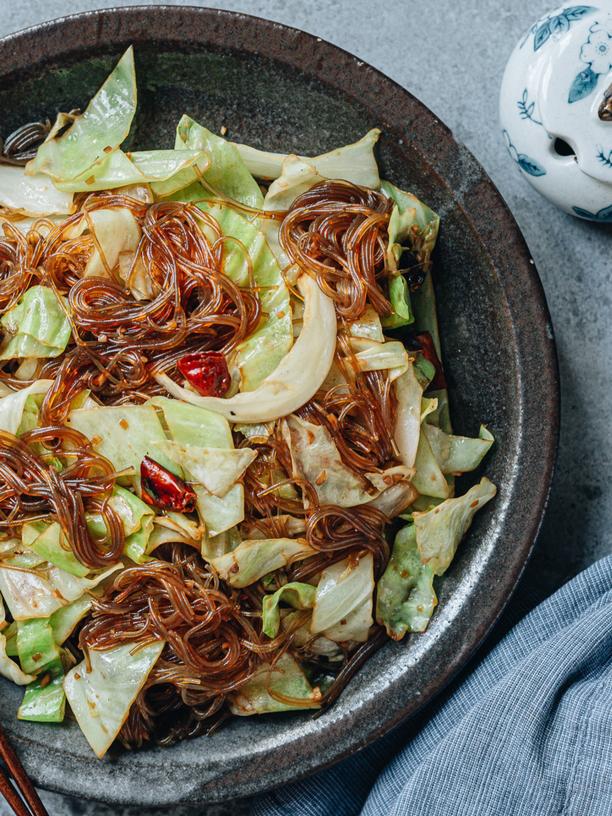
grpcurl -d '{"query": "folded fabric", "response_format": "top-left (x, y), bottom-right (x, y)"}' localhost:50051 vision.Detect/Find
top-left (254, 555), bottom-right (612, 816)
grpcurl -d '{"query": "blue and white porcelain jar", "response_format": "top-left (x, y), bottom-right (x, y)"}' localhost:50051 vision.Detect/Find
top-left (500, 2), bottom-right (612, 221)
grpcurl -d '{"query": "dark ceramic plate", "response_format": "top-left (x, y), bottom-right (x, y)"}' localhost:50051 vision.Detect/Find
top-left (0, 6), bottom-right (559, 806)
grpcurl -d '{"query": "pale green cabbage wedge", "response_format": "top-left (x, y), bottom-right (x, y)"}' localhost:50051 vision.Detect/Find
top-left (229, 652), bottom-right (320, 715)
top-left (376, 523), bottom-right (437, 640)
top-left (414, 477), bottom-right (497, 575)
top-left (64, 640), bottom-right (164, 757)
top-left (27, 47), bottom-right (137, 182)
top-left (0, 287), bottom-right (71, 360)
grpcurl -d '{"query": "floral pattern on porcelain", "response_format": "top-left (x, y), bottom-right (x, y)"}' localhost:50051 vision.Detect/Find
top-left (569, 23), bottom-right (612, 101)
top-left (596, 146), bottom-right (612, 165)
top-left (572, 202), bottom-right (612, 219)
top-left (500, 1), bottom-right (612, 221)
top-left (517, 89), bottom-right (544, 125)
top-left (502, 129), bottom-right (547, 176)
top-left (521, 5), bottom-right (596, 50)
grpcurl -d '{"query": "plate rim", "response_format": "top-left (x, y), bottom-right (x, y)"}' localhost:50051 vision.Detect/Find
top-left (0, 4), bottom-right (560, 805)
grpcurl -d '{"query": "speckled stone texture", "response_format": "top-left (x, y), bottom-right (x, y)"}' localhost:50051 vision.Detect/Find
top-left (0, 1), bottom-right (609, 814)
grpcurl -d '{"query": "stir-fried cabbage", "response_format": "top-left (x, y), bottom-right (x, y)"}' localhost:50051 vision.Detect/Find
top-left (0, 599), bottom-right (34, 685)
top-left (283, 414), bottom-right (376, 508)
top-left (195, 483), bottom-right (245, 538)
top-left (27, 522), bottom-right (90, 578)
top-left (350, 337), bottom-right (409, 380)
top-left (229, 652), bottom-right (320, 715)
top-left (261, 582), bottom-right (316, 638)
top-left (311, 554), bottom-right (374, 643)
top-left (424, 424), bottom-right (494, 475)
top-left (412, 427), bottom-right (451, 500)
top-left (0, 563), bottom-right (121, 621)
top-left (0, 48), bottom-right (501, 757)
top-left (64, 641), bottom-right (164, 757)
top-left (53, 149), bottom-right (206, 193)
top-left (394, 363), bottom-right (424, 470)
top-left (27, 47), bottom-right (137, 182)
top-left (83, 207), bottom-right (140, 278)
top-left (0, 287), bottom-right (71, 360)
top-left (380, 181), bottom-right (440, 329)
top-left (236, 129), bottom-right (381, 186)
top-left (16, 618), bottom-right (66, 722)
top-left (376, 524), bottom-right (437, 639)
top-left (210, 537), bottom-right (315, 588)
top-left (67, 403), bottom-right (174, 477)
top-left (161, 442), bottom-right (256, 498)
top-left (162, 115), bottom-right (293, 389)
top-left (168, 115), bottom-right (264, 207)
top-left (0, 380), bottom-right (52, 434)
top-left (150, 396), bottom-right (233, 448)
top-left (0, 166), bottom-right (73, 216)
top-left (414, 477), bottom-right (497, 575)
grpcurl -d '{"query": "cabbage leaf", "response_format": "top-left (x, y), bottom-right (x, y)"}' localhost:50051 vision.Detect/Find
top-left (264, 156), bottom-right (325, 212)
top-left (229, 652), bottom-right (320, 715)
top-left (167, 186), bottom-right (293, 391)
top-left (350, 337), bottom-right (409, 380)
top-left (348, 307), bottom-right (384, 342)
top-left (376, 523), bottom-right (437, 639)
top-left (382, 180), bottom-right (440, 273)
top-left (52, 148), bottom-right (205, 193)
top-left (0, 599), bottom-right (34, 685)
top-left (0, 380), bottom-right (52, 435)
top-left (159, 441), bottom-right (256, 497)
top-left (148, 512), bottom-right (202, 552)
top-left (49, 595), bottom-right (92, 645)
top-left (394, 363), bottom-right (423, 470)
top-left (381, 180), bottom-right (440, 329)
top-left (234, 128), bottom-right (381, 186)
top-left (64, 640), bottom-right (164, 758)
top-left (0, 562), bottom-right (121, 620)
top-left (0, 633), bottom-right (34, 685)
top-left (27, 522), bottom-right (90, 578)
top-left (210, 537), bottom-right (315, 588)
top-left (83, 207), bottom-right (140, 278)
top-left (195, 483), bottom-right (245, 538)
top-left (67, 404), bottom-right (174, 477)
top-left (414, 477), bottom-right (497, 575)
top-left (0, 166), bottom-right (73, 215)
top-left (412, 429), bottom-right (450, 500)
top-left (261, 582), bottom-right (316, 638)
top-left (0, 287), bottom-right (71, 360)
top-left (16, 617), bottom-right (59, 675)
top-left (149, 396), bottom-right (232, 448)
top-left (283, 414), bottom-right (376, 508)
top-left (87, 485), bottom-right (154, 563)
top-left (27, 47), bottom-right (137, 182)
top-left (18, 657), bottom-right (65, 723)
top-left (311, 553), bottom-right (374, 643)
top-left (16, 618), bottom-right (66, 722)
top-left (160, 115), bottom-right (263, 207)
top-left (165, 117), bottom-right (293, 390)
top-left (423, 424), bottom-right (494, 475)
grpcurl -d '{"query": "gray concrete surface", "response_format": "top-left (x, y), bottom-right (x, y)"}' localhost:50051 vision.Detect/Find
top-left (0, 1), bottom-right (610, 813)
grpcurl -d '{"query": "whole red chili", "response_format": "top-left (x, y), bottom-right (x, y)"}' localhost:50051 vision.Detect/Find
top-left (140, 456), bottom-right (197, 513)
top-left (177, 351), bottom-right (231, 397)
top-left (415, 332), bottom-right (447, 390)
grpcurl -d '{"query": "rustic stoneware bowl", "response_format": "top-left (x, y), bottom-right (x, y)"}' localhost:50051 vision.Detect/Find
top-left (0, 6), bottom-right (559, 806)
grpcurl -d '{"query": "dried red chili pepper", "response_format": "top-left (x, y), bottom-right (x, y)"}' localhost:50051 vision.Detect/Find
top-left (177, 352), bottom-right (231, 397)
top-left (414, 332), bottom-right (447, 390)
top-left (140, 456), bottom-right (196, 513)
